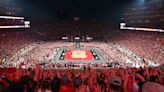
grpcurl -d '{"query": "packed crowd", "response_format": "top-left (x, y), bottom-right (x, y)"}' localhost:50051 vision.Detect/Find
top-left (0, 29), bottom-right (41, 65)
top-left (0, 22), bottom-right (163, 92)
top-left (1, 41), bottom-right (154, 69)
top-left (0, 64), bottom-right (164, 92)
top-left (107, 31), bottom-right (164, 65)
top-left (0, 30), bottom-right (40, 58)
top-left (4, 42), bottom-right (76, 68)
top-left (1, 40), bottom-right (161, 69)
top-left (81, 42), bottom-right (158, 68)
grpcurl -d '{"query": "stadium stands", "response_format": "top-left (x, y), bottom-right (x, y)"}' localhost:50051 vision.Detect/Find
top-left (0, 1), bottom-right (163, 90)
top-left (106, 31), bottom-right (164, 65)
top-left (0, 23), bottom-right (163, 92)
top-left (123, 0), bottom-right (164, 29)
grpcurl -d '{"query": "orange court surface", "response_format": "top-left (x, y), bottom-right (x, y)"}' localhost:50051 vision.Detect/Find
top-left (64, 50), bottom-right (95, 60)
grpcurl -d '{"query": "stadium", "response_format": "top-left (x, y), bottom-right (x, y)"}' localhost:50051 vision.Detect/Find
top-left (0, 0), bottom-right (164, 92)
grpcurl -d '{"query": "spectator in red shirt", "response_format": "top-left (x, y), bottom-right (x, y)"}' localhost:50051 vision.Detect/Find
top-left (59, 75), bottom-right (75, 92)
